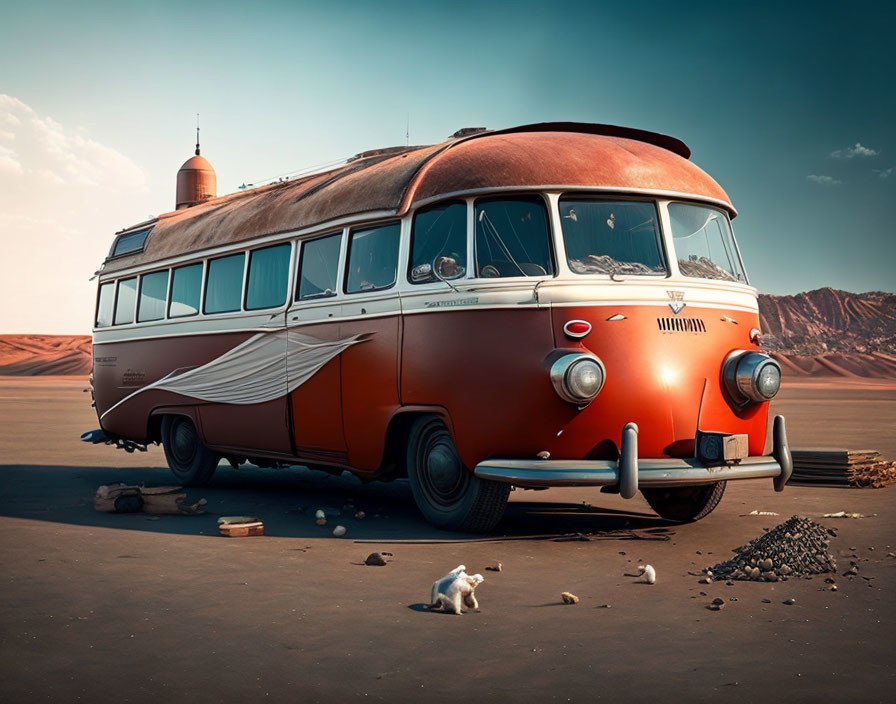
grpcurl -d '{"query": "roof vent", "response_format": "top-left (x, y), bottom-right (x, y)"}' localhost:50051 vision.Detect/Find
top-left (449, 127), bottom-right (488, 139)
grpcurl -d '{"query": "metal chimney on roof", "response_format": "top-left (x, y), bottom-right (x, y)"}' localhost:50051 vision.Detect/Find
top-left (175, 117), bottom-right (216, 209)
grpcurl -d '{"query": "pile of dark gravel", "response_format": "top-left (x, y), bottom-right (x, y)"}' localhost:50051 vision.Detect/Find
top-left (704, 515), bottom-right (837, 582)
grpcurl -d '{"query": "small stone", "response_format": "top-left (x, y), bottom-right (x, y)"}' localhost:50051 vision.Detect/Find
top-left (711, 597), bottom-right (725, 605)
top-left (783, 598), bottom-right (796, 605)
top-left (761, 571), bottom-right (778, 581)
top-left (332, 525), bottom-right (346, 537)
top-left (315, 517), bottom-right (327, 526)
top-left (726, 581), bottom-right (734, 586)
top-left (707, 603), bottom-right (724, 611)
top-left (761, 598), bottom-right (772, 604)
top-left (364, 552), bottom-right (387, 566)
top-left (760, 558), bottom-right (774, 571)
top-left (598, 604), bottom-right (611, 609)
top-left (729, 597), bottom-right (738, 602)
top-left (699, 577), bottom-right (712, 584)
top-left (485, 563), bottom-right (502, 572)
top-left (561, 592), bottom-right (579, 604)
top-left (830, 585), bottom-right (838, 591)
top-left (354, 511), bottom-right (366, 520)
top-left (779, 565), bottom-right (792, 575)
top-left (886, 552), bottom-right (896, 559)
top-left (314, 509), bottom-right (326, 520)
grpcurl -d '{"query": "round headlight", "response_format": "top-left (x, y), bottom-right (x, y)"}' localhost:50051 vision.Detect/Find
top-left (723, 351), bottom-right (782, 404)
top-left (551, 353), bottom-right (606, 405)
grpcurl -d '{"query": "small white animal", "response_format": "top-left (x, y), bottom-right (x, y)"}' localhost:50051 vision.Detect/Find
top-left (429, 565), bottom-right (484, 615)
top-left (637, 564), bottom-right (656, 585)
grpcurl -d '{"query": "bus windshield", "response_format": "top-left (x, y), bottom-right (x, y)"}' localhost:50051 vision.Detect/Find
top-left (668, 203), bottom-right (747, 283)
top-left (559, 199), bottom-right (667, 276)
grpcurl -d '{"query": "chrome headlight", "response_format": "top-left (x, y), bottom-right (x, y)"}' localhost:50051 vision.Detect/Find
top-left (551, 353), bottom-right (606, 405)
top-left (723, 351), bottom-right (781, 404)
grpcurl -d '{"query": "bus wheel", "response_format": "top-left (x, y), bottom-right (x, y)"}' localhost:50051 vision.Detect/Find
top-left (160, 415), bottom-right (220, 486)
top-left (641, 481), bottom-right (727, 522)
top-left (406, 415), bottom-right (509, 533)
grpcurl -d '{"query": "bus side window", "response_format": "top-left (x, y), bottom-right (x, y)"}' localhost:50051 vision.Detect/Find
top-left (204, 253), bottom-right (245, 314)
top-left (137, 270), bottom-right (169, 322)
top-left (95, 282), bottom-right (114, 328)
top-left (409, 201), bottom-right (467, 283)
top-left (474, 197), bottom-right (554, 278)
top-left (297, 233), bottom-right (341, 300)
top-left (345, 223), bottom-right (400, 293)
top-left (113, 277), bottom-right (138, 325)
top-left (246, 243), bottom-right (291, 310)
top-left (169, 263), bottom-right (203, 318)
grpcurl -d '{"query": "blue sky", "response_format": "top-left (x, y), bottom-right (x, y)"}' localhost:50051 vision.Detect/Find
top-left (0, 0), bottom-right (893, 333)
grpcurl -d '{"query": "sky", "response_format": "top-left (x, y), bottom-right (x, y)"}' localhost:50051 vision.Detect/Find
top-left (0, 0), bottom-right (893, 334)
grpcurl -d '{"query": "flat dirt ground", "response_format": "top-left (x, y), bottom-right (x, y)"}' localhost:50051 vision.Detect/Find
top-left (0, 377), bottom-right (893, 703)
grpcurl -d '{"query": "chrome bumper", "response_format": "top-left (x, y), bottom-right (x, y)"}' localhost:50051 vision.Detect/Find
top-left (474, 415), bottom-right (793, 498)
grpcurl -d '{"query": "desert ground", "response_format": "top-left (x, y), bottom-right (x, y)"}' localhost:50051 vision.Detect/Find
top-left (0, 377), bottom-right (893, 703)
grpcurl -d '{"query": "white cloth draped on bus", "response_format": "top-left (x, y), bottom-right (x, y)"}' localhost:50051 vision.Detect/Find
top-left (104, 329), bottom-right (365, 415)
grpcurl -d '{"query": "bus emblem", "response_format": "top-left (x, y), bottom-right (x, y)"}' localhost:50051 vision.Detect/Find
top-left (667, 290), bottom-right (686, 315)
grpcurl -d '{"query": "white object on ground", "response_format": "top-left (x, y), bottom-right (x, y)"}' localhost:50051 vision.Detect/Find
top-left (429, 565), bottom-right (484, 615)
top-left (637, 564), bottom-right (656, 584)
top-left (332, 525), bottom-right (346, 537)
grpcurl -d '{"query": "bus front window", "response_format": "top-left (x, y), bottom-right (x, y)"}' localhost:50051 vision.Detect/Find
top-left (559, 198), bottom-right (666, 276)
top-left (668, 203), bottom-right (747, 283)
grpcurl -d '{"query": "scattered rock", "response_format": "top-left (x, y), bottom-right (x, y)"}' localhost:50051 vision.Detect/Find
top-left (315, 517), bottom-right (327, 526)
top-left (699, 577), bottom-right (712, 584)
top-left (729, 597), bottom-right (738, 602)
top-left (783, 598), bottom-right (796, 605)
top-left (761, 598), bottom-right (772, 604)
top-left (711, 597), bottom-right (725, 605)
top-left (315, 509), bottom-right (326, 520)
top-left (365, 552), bottom-right (387, 566)
top-left (485, 563), bottom-right (503, 572)
top-left (354, 511), bottom-right (366, 520)
top-left (561, 592), bottom-right (579, 604)
top-left (597, 604), bottom-right (611, 609)
top-left (830, 585), bottom-right (838, 592)
top-left (332, 525), bottom-right (346, 537)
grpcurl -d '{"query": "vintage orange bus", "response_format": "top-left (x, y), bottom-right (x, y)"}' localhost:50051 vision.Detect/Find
top-left (85, 122), bottom-right (792, 531)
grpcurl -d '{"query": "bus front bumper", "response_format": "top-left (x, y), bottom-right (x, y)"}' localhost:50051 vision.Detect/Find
top-left (474, 416), bottom-right (793, 498)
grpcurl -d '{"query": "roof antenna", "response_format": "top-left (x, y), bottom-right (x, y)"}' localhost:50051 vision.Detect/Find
top-left (195, 113), bottom-right (201, 156)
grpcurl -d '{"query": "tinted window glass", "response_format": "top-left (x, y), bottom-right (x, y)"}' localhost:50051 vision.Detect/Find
top-left (409, 201), bottom-right (467, 283)
top-left (559, 199), bottom-right (666, 275)
top-left (298, 234), bottom-right (341, 300)
top-left (204, 253), bottom-right (245, 314)
top-left (345, 223), bottom-right (400, 293)
top-left (137, 270), bottom-right (169, 322)
top-left (113, 277), bottom-right (138, 325)
top-left (112, 227), bottom-right (152, 256)
top-left (169, 263), bottom-right (203, 318)
top-left (474, 197), bottom-right (553, 278)
top-left (246, 243), bottom-right (291, 310)
top-left (669, 203), bottom-right (747, 283)
top-left (96, 282), bottom-right (114, 327)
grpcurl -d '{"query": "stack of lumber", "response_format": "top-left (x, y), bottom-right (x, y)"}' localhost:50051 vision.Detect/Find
top-left (790, 449), bottom-right (896, 488)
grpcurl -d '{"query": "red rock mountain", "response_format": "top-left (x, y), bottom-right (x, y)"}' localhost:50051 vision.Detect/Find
top-left (759, 288), bottom-right (896, 379)
top-left (0, 335), bottom-right (92, 376)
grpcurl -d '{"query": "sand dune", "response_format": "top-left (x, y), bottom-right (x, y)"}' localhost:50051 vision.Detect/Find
top-left (0, 335), bottom-right (91, 376)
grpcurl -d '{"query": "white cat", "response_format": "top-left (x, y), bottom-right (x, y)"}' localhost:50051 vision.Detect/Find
top-left (429, 565), bottom-right (484, 615)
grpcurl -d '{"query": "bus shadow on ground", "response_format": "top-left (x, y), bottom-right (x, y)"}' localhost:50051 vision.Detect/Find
top-left (0, 463), bottom-right (670, 540)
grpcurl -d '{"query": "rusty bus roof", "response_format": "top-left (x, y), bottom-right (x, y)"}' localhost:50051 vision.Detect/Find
top-left (101, 122), bottom-right (732, 274)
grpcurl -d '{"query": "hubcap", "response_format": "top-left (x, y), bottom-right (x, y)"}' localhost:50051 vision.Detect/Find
top-left (417, 425), bottom-right (468, 507)
top-left (170, 419), bottom-right (197, 466)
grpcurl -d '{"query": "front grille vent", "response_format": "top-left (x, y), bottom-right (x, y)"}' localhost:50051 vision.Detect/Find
top-left (657, 317), bottom-right (706, 333)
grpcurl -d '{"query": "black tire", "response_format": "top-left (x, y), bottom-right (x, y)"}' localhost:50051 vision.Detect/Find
top-left (160, 415), bottom-right (220, 486)
top-left (641, 481), bottom-right (727, 522)
top-left (406, 415), bottom-right (509, 533)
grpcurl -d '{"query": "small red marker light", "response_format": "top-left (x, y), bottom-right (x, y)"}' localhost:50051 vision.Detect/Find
top-left (564, 320), bottom-right (592, 339)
